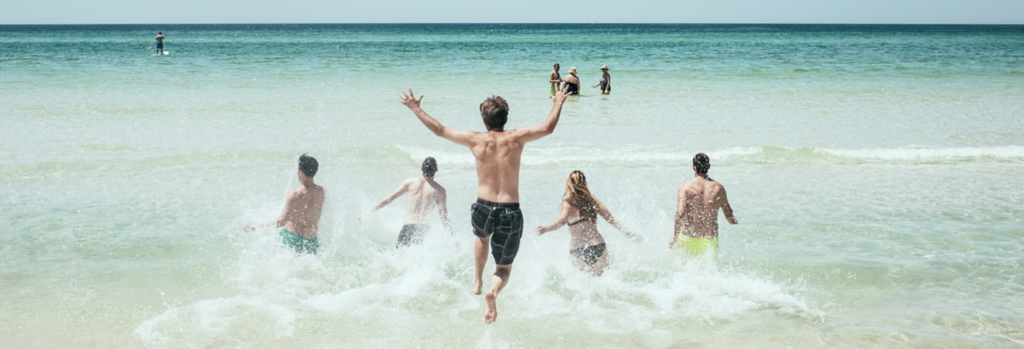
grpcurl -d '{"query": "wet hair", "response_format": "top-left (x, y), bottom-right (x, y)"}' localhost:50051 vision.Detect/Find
top-left (158, 32), bottom-right (162, 34)
top-left (554, 63), bottom-right (560, 69)
top-left (693, 153), bottom-right (710, 175)
top-left (299, 153), bottom-right (318, 177)
top-left (565, 170), bottom-right (598, 221)
top-left (479, 96), bottom-right (509, 130)
top-left (422, 157), bottom-right (438, 177)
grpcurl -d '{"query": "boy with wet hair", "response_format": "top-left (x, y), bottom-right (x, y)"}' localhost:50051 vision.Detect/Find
top-left (367, 157), bottom-right (451, 247)
top-left (245, 154), bottom-right (325, 254)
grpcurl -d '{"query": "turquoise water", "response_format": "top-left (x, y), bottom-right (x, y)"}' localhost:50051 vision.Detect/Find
top-left (1, 24), bottom-right (1023, 348)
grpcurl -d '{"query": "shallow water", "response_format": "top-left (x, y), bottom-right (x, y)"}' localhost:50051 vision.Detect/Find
top-left (1, 24), bottom-right (1023, 348)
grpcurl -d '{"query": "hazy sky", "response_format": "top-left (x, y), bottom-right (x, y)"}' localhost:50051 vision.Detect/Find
top-left (3, 0), bottom-right (1023, 24)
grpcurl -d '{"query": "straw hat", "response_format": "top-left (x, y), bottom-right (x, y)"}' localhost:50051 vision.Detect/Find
top-left (569, 67), bottom-right (578, 74)
top-left (601, 65), bottom-right (609, 71)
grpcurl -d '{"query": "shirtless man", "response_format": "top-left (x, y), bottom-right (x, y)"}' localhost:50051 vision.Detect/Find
top-left (670, 153), bottom-right (738, 256)
top-left (245, 154), bottom-right (325, 254)
top-left (549, 63), bottom-right (562, 96)
top-left (367, 157), bottom-right (451, 247)
top-left (401, 85), bottom-right (569, 324)
top-left (155, 32), bottom-right (165, 55)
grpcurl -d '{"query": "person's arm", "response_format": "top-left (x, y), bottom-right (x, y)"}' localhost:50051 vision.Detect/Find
top-left (535, 200), bottom-right (571, 234)
top-left (437, 187), bottom-right (452, 234)
top-left (401, 89), bottom-right (476, 147)
top-left (596, 199), bottom-right (642, 243)
top-left (513, 84), bottom-right (569, 143)
top-left (604, 74), bottom-right (610, 93)
top-left (670, 185), bottom-right (688, 247)
top-left (719, 185), bottom-right (738, 224)
top-left (245, 190), bottom-right (296, 232)
top-left (373, 180), bottom-right (410, 212)
top-left (550, 72), bottom-right (560, 84)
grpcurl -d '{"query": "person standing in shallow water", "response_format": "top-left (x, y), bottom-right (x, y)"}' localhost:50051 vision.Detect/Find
top-left (536, 170), bottom-right (642, 276)
top-left (549, 63), bottom-right (562, 96)
top-left (591, 65), bottom-right (611, 95)
top-left (245, 154), bottom-right (325, 254)
top-left (401, 85), bottom-right (570, 324)
top-left (670, 153), bottom-right (738, 256)
top-left (564, 67), bottom-right (580, 95)
top-left (365, 157), bottom-right (451, 247)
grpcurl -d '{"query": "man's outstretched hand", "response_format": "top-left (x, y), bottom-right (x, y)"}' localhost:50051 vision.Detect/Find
top-left (400, 88), bottom-right (424, 110)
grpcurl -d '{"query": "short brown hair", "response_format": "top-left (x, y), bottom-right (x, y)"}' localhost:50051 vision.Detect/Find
top-left (422, 157), bottom-right (438, 177)
top-left (299, 153), bottom-right (318, 177)
top-left (693, 153), bottom-right (710, 175)
top-left (479, 96), bottom-right (508, 130)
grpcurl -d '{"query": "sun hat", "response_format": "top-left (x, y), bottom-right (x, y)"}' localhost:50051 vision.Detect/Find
top-left (569, 67), bottom-right (578, 74)
top-left (601, 65), bottom-right (609, 70)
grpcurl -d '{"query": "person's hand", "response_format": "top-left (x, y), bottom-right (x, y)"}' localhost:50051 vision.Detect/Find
top-left (727, 216), bottom-right (739, 224)
top-left (244, 224), bottom-right (255, 233)
top-left (627, 232), bottom-right (643, 244)
top-left (400, 88), bottom-right (423, 110)
top-left (535, 226), bottom-right (547, 235)
top-left (667, 236), bottom-right (677, 248)
top-left (550, 84), bottom-right (569, 104)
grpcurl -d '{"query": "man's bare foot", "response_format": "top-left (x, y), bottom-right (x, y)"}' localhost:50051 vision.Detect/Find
top-left (484, 292), bottom-right (497, 324)
top-left (472, 279), bottom-right (482, 295)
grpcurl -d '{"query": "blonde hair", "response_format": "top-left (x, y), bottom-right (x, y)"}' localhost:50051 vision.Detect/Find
top-left (564, 170), bottom-right (598, 221)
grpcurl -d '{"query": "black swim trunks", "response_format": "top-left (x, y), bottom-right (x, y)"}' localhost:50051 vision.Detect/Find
top-left (156, 42), bottom-right (164, 49)
top-left (397, 224), bottom-right (427, 248)
top-left (570, 243), bottom-right (607, 266)
top-left (470, 198), bottom-right (523, 265)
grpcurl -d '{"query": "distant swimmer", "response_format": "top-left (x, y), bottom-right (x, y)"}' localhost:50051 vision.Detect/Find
top-left (564, 67), bottom-right (580, 95)
top-left (366, 157), bottom-right (451, 247)
top-left (670, 153), bottom-right (738, 256)
top-left (536, 170), bottom-right (642, 276)
top-left (591, 65), bottom-right (611, 95)
top-left (155, 32), bottom-right (165, 55)
top-left (245, 154), bottom-right (325, 254)
top-left (549, 63), bottom-right (562, 96)
top-left (401, 84), bottom-right (570, 324)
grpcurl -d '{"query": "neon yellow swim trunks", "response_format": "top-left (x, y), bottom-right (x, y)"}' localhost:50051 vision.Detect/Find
top-left (280, 229), bottom-right (319, 255)
top-left (678, 235), bottom-right (719, 256)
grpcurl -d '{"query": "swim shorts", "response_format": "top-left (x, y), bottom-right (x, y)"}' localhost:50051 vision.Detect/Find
top-left (156, 42), bottom-right (164, 49)
top-left (678, 235), bottom-right (718, 256)
top-left (280, 229), bottom-right (319, 254)
top-left (397, 224), bottom-right (427, 247)
top-left (470, 198), bottom-right (523, 265)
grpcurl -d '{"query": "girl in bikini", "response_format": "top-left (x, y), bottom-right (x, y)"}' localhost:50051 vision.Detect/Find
top-left (535, 170), bottom-right (642, 276)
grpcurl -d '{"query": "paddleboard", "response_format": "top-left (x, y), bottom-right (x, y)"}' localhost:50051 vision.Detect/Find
top-left (151, 51), bottom-right (170, 56)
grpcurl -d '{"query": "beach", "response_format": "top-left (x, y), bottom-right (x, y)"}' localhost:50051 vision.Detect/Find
top-left (1, 24), bottom-right (1023, 348)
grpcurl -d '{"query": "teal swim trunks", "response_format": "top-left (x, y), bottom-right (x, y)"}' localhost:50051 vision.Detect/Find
top-left (280, 229), bottom-right (319, 254)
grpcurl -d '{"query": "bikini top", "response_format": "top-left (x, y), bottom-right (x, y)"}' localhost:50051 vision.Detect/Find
top-left (567, 216), bottom-right (595, 226)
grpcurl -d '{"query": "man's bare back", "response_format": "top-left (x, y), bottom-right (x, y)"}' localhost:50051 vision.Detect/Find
top-left (280, 184), bottom-right (325, 238)
top-left (672, 153), bottom-right (737, 246)
top-left (468, 131), bottom-right (526, 203)
top-left (677, 177), bottom-right (735, 239)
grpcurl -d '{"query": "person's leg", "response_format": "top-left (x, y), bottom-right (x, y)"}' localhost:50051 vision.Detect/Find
top-left (485, 264), bottom-right (512, 324)
top-left (473, 235), bottom-right (489, 295)
top-left (592, 248), bottom-right (609, 276)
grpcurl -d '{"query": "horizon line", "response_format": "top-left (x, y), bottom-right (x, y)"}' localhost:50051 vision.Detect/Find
top-left (2, 22), bottom-right (1023, 26)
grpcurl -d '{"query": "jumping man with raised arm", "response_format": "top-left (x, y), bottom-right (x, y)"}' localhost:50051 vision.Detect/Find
top-left (400, 85), bottom-right (570, 324)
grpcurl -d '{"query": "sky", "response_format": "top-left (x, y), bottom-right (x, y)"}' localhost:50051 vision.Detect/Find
top-left (2, 0), bottom-right (1023, 24)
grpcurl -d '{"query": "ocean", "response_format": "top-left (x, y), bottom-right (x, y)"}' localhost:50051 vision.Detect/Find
top-left (1, 24), bottom-right (1022, 348)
